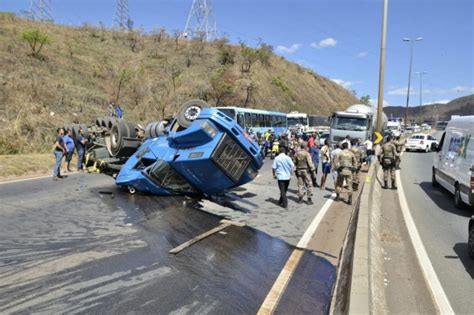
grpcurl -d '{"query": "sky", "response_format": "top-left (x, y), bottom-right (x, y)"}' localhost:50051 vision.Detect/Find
top-left (2, 0), bottom-right (473, 107)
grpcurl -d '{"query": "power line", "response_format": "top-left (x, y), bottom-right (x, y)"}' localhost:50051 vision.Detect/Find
top-left (27, 0), bottom-right (53, 21)
top-left (183, 0), bottom-right (217, 41)
top-left (114, 0), bottom-right (132, 30)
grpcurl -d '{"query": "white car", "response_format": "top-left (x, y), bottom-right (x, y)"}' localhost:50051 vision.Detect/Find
top-left (405, 134), bottom-right (438, 152)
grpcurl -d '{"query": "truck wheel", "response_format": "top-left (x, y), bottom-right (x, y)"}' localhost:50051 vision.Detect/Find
top-left (431, 168), bottom-right (439, 187)
top-left (109, 121), bottom-right (137, 157)
top-left (176, 99), bottom-right (209, 128)
top-left (454, 184), bottom-right (463, 209)
top-left (80, 124), bottom-right (89, 138)
top-left (469, 222), bottom-right (474, 259)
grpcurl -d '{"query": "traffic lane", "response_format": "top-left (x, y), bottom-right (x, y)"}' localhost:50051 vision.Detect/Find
top-left (0, 173), bottom-right (335, 313)
top-left (201, 159), bottom-right (335, 246)
top-left (400, 150), bottom-right (474, 313)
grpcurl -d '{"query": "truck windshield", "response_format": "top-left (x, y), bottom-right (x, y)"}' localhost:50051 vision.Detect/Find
top-left (333, 116), bottom-right (367, 131)
top-left (147, 160), bottom-right (196, 194)
top-left (288, 117), bottom-right (308, 127)
top-left (217, 108), bottom-right (236, 120)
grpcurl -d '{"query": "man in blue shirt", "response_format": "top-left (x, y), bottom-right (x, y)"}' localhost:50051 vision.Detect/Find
top-left (272, 146), bottom-right (295, 209)
top-left (310, 143), bottom-right (320, 186)
top-left (63, 129), bottom-right (75, 172)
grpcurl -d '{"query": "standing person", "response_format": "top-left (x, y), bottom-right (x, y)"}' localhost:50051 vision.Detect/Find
top-left (76, 127), bottom-right (88, 171)
top-left (394, 136), bottom-right (404, 169)
top-left (310, 143), bottom-right (320, 186)
top-left (331, 143), bottom-right (343, 184)
top-left (272, 146), bottom-right (295, 209)
top-left (363, 137), bottom-right (374, 164)
top-left (380, 136), bottom-right (399, 189)
top-left (320, 139), bottom-right (331, 190)
top-left (341, 135), bottom-right (352, 149)
top-left (114, 103), bottom-right (123, 119)
top-left (334, 142), bottom-right (356, 204)
top-left (63, 129), bottom-right (75, 172)
top-left (350, 139), bottom-right (363, 191)
top-left (294, 142), bottom-right (315, 204)
top-left (308, 133), bottom-right (315, 148)
top-left (53, 128), bottom-right (66, 180)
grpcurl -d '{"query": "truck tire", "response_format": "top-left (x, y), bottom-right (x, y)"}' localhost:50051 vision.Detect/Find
top-left (469, 221), bottom-right (474, 259)
top-left (80, 124), bottom-right (89, 138)
top-left (95, 117), bottom-right (102, 127)
top-left (145, 121), bottom-right (168, 139)
top-left (109, 121), bottom-right (137, 157)
top-left (454, 184), bottom-right (463, 209)
top-left (431, 168), bottom-right (439, 187)
top-left (176, 99), bottom-right (209, 128)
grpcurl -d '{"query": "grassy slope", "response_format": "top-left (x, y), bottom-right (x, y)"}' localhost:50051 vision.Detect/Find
top-left (0, 13), bottom-right (358, 154)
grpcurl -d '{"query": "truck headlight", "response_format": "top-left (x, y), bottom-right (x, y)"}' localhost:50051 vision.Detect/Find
top-left (201, 121), bottom-right (218, 138)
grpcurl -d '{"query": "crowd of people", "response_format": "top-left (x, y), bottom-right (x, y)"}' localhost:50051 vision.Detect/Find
top-left (268, 129), bottom-right (375, 208)
top-left (52, 127), bottom-right (88, 180)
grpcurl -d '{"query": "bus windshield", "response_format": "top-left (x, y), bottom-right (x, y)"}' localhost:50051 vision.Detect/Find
top-left (333, 116), bottom-right (368, 131)
top-left (287, 117), bottom-right (308, 127)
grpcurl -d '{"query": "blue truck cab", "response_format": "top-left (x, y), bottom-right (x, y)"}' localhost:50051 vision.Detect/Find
top-left (115, 107), bottom-right (264, 196)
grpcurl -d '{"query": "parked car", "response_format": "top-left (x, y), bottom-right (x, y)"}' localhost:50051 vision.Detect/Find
top-left (405, 134), bottom-right (438, 152)
top-left (432, 116), bottom-right (474, 209)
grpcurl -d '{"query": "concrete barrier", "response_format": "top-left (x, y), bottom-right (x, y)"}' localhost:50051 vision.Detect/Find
top-left (330, 159), bottom-right (386, 314)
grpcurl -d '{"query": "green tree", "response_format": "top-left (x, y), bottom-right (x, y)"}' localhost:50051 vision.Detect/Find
top-left (21, 29), bottom-right (50, 57)
top-left (210, 66), bottom-right (235, 106)
top-left (360, 95), bottom-right (371, 105)
top-left (240, 42), bottom-right (259, 74)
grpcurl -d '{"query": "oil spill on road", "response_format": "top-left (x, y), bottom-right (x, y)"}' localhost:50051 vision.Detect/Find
top-left (0, 174), bottom-right (336, 314)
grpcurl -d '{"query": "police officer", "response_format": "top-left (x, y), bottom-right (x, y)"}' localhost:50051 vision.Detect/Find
top-left (294, 142), bottom-right (315, 205)
top-left (394, 136), bottom-right (404, 169)
top-left (380, 136), bottom-right (399, 189)
top-left (334, 142), bottom-right (356, 204)
top-left (350, 139), bottom-right (362, 191)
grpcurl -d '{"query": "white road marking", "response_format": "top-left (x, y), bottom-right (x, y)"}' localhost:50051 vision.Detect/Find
top-left (396, 169), bottom-right (454, 314)
top-left (257, 194), bottom-right (335, 314)
top-left (0, 172), bottom-right (79, 185)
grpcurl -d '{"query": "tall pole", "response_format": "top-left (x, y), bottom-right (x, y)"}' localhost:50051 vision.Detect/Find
top-left (403, 37), bottom-right (422, 129)
top-left (416, 71), bottom-right (427, 123)
top-left (376, 0), bottom-right (388, 133)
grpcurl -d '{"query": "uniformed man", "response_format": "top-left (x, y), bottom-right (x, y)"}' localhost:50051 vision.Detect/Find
top-left (394, 136), bottom-right (404, 169)
top-left (380, 136), bottom-right (399, 189)
top-left (350, 139), bottom-right (362, 191)
top-left (294, 142), bottom-right (315, 205)
top-left (334, 142), bottom-right (356, 204)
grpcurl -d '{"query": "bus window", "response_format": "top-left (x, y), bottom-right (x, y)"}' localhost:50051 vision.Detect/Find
top-left (265, 115), bottom-right (271, 127)
top-left (258, 114), bottom-right (264, 127)
top-left (237, 113), bottom-right (245, 128)
top-left (245, 113), bottom-right (251, 128)
top-left (251, 114), bottom-right (257, 127)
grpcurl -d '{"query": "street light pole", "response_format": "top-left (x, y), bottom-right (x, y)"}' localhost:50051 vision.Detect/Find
top-left (403, 37), bottom-right (422, 129)
top-left (416, 71), bottom-right (428, 123)
top-left (375, 0), bottom-right (388, 133)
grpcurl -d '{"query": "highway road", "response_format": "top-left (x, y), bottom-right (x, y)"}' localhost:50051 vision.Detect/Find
top-left (0, 170), bottom-right (336, 313)
top-left (400, 135), bottom-right (474, 314)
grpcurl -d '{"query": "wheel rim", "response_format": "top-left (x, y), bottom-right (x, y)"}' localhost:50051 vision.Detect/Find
top-left (184, 106), bottom-right (201, 121)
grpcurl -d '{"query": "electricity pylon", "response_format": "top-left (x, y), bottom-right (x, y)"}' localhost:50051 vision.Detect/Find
top-left (183, 0), bottom-right (217, 41)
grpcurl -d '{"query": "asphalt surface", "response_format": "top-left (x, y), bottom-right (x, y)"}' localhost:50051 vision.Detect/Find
top-left (400, 133), bottom-right (474, 314)
top-left (0, 170), bottom-right (335, 314)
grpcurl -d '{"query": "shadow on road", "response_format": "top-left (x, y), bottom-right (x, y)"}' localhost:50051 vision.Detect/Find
top-left (453, 243), bottom-right (474, 279)
top-left (418, 182), bottom-right (472, 218)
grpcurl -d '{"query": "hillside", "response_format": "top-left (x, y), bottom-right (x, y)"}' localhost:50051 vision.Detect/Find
top-left (384, 94), bottom-right (474, 122)
top-left (0, 13), bottom-right (358, 154)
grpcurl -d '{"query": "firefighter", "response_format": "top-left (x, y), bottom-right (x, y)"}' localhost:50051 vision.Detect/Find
top-left (350, 139), bottom-right (362, 191)
top-left (294, 142), bottom-right (315, 205)
top-left (334, 142), bottom-right (356, 205)
top-left (380, 136), bottom-right (399, 189)
top-left (394, 135), bottom-right (404, 169)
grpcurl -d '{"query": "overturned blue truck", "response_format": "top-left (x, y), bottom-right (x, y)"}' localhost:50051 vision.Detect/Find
top-left (78, 100), bottom-right (264, 196)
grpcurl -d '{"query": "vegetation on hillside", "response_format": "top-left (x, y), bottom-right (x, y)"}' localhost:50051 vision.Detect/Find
top-left (0, 13), bottom-right (358, 154)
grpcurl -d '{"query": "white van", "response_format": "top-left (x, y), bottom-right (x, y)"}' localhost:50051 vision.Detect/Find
top-left (432, 116), bottom-right (474, 209)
